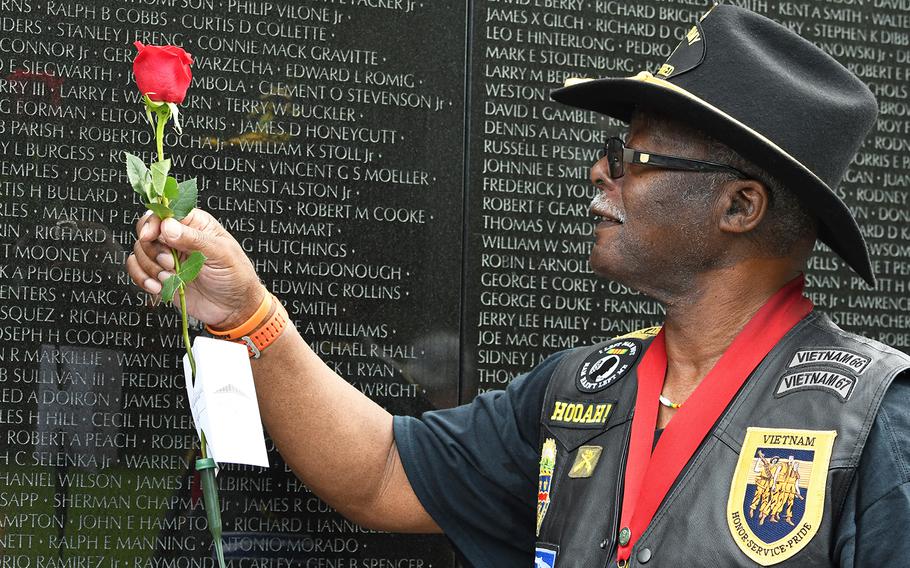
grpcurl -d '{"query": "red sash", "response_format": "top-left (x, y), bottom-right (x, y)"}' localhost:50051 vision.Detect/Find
top-left (616, 276), bottom-right (813, 563)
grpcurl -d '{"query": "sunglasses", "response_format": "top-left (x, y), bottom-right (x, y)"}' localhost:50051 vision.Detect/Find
top-left (599, 137), bottom-right (749, 180)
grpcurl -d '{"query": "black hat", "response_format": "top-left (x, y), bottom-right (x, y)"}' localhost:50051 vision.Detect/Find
top-left (551, 4), bottom-right (879, 285)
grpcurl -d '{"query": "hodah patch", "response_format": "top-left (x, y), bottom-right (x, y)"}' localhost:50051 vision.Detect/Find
top-left (547, 400), bottom-right (614, 429)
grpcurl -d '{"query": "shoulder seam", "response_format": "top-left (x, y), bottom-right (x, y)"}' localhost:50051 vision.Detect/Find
top-left (856, 479), bottom-right (910, 519)
top-left (878, 398), bottom-right (910, 482)
top-left (808, 316), bottom-right (910, 361)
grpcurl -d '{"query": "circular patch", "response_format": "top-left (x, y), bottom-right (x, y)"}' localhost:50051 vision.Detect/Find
top-left (576, 340), bottom-right (641, 393)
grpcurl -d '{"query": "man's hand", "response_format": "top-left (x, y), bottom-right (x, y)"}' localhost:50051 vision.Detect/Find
top-left (124, 207), bottom-right (441, 534)
top-left (126, 208), bottom-right (266, 329)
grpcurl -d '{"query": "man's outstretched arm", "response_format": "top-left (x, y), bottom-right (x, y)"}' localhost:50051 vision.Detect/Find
top-left (126, 208), bottom-right (441, 534)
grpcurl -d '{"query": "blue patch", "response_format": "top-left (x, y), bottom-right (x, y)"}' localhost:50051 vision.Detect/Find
top-left (535, 544), bottom-right (557, 568)
top-left (744, 448), bottom-right (815, 544)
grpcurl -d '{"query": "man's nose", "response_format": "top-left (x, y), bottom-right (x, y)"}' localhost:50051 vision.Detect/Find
top-left (590, 157), bottom-right (623, 193)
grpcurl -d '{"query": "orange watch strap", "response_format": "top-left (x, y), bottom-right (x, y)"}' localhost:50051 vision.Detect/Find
top-left (206, 290), bottom-right (272, 341)
top-left (205, 291), bottom-right (288, 358)
top-left (240, 298), bottom-right (288, 359)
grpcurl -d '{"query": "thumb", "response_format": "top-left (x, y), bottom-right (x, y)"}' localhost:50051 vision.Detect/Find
top-left (160, 217), bottom-right (219, 257)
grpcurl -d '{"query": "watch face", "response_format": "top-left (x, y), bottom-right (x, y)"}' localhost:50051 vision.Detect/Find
top-left (576, 339), bottom-right (641, 393)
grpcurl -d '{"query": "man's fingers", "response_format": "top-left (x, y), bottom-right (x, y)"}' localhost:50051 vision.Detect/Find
top-left (126, 254), bottom-right (162, 294)
top-left (138, 238), bottom-right (168, 263)
top-left (129, 208), bottom-right (229, 298)
top-left (134, 210), bottom-right (151, 234)
top-left (133, 239), bottom-right (166, 280)
top-left (159, 217), bottom-right (218, 257)
top-left (136, 211), bottom-right (161, 242)
top-left (156, 252), bottom-right (176, 270)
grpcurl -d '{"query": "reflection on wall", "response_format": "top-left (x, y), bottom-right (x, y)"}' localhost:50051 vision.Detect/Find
top-left (0, 0), bottom-right (907, 565)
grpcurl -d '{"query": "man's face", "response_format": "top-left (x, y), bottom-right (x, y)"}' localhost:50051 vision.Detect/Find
top-left (587, 114), bottom-right (720, 298)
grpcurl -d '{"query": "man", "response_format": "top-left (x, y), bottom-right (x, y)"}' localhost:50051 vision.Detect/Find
top-left (127, 5), bottom-right (910, 567)
top-left (750, 452), bottom-right (778, 522)
top-left (771, 457), bottom-right (802, 527)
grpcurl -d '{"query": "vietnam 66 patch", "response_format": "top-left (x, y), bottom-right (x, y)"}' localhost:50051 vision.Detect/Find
top-left (576, 339), bottom-right (641, 393)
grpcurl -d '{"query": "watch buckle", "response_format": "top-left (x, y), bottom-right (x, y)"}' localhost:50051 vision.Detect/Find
top-left (241, 336), bottom-right (260, 359)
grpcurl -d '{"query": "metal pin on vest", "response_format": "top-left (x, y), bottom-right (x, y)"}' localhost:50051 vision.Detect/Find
top-left (619, 526), bottom-right (631, 546)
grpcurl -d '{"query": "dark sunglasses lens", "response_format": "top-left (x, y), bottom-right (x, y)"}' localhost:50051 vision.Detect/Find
top-left (607, 138), bottom-right (624, 178)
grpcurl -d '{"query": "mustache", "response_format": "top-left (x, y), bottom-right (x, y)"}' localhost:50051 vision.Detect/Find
top-left (589, 193), bottom-right (626, 223)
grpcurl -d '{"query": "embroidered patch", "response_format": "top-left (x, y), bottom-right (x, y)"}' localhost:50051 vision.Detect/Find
top-left (788, 348), bottom-right (870, 374)
top-left (536, 439), bottom-right (557, 537)
top-left (548, 400), bottom-right (614, 429)
top-left (614, 326), bottom-right (662, 340)
top-left (727, 428), bottom-right (837, 566)
top-left (576, 340), bottom-right (641, 393)
top-left (774, 369), bottom-right (857, 402)
top-left (568, 446), bottom-right (603, 479)
top-left (654, 20), bottom-right (706, 79)
top-left (534, 543), bottom-right (558, 568)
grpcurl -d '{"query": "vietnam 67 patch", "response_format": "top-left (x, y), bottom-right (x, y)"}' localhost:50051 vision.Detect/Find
top-left (576, 340), bottom-right (641, 393)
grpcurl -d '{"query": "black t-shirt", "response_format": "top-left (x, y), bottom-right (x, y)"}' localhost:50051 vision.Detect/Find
top-left (394, 350), bottom-right (910, 568)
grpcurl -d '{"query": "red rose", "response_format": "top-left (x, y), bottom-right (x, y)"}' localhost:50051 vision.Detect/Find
top-left (133, 42), bottom-right (193, 104)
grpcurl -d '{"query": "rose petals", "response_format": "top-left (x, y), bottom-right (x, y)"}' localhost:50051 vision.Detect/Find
top-left (132, 43), bottom-right (193, 104)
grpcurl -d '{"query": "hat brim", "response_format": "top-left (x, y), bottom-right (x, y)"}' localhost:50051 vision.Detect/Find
top-left (551, 74), bottom-right (874, 286)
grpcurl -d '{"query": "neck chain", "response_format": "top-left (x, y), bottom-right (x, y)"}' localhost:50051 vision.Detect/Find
top-left (658, 394), bottom-right (683, 409)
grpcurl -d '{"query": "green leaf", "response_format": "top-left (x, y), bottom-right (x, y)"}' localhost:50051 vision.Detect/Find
top-left (171, 178), bottom-right (198, 220)
top-left (160, 274), bottom-right (181, 303)
top-left (159, 252), bottom-right (207, 303)
top-left (125, 153), bottom-right (150, 197)
top-left (163, 176), bottom-right (179, 201)
top-left (150, 159), bottom-right (171, 198)
top-left (145, 202), bottom-right (173, 219)
top-left (178, 251), bottom-right (207, 284)
top-left (136, 173), bottom-right (152, 201)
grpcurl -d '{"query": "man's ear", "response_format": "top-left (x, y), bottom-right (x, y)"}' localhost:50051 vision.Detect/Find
top-left (716, 179), bottom-right (769, 234)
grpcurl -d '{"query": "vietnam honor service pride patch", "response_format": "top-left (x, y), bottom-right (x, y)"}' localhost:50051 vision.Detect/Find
top-left (727, 428), bottom-right (837, 566)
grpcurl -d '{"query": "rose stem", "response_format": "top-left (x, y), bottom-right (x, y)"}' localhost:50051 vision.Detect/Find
top-left (149, 99), bottom-right (225, 568)
top-left (153, 103), bottom-right (207, 460)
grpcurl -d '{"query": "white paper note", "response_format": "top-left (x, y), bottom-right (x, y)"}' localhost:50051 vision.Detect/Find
top-left (183, 337), bottom-right (270, 468)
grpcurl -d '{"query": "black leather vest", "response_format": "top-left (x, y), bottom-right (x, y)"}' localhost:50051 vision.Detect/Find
top-left (535, 313), bottom-right (910, 567)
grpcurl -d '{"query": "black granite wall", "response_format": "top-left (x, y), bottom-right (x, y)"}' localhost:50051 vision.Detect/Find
top-left (0, 0), bottom-right (907, 565)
